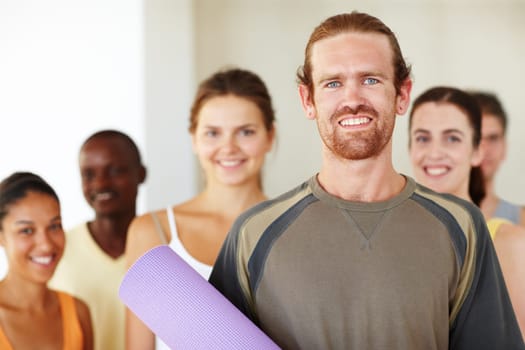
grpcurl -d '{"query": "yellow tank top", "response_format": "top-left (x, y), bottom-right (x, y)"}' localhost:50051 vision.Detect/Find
top-left (487, 217), bottom-right (511, 240)
top-left (0, 291), bottom-right (83, 349)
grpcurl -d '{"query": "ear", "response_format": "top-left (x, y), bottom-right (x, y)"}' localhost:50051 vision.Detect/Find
top-left (265, 123), bottom-right (276, 152)
top-left (298, 84), bottom-right (316, 120)
top-left (0, 232), bottom-right (5, 247)
top-left (471, 145), bottom-right (484, 167)
top-left (395, 78), bottom-right (413, 116)
top-left (138, 165), bottom-right (147, 184)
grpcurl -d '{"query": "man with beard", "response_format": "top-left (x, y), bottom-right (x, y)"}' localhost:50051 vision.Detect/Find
top-left (209, 12), bottom-right (524, 350)
top-left (51, 130), bottom-right (146, 350)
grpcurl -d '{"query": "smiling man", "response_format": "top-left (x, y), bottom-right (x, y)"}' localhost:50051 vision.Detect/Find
top-left (209, 12), bottom-right (524, 350)
top-left (50, 130), bottom-right (146, 350)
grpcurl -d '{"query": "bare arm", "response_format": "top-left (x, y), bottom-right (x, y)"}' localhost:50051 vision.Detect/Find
top-left (126, 308), bottom-right (156, 350)
top-left (124, 213), bottom-right (165, 350)
top-left (494, 223), bottom-right (525, 339)
top-left (74, 298), bottom-right (94, 350)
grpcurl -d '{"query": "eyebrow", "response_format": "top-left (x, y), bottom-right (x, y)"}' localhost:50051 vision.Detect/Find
top-left (14, 216), bottom-right (61, 225)
top-left (483, 132), bottom-right (503, 138)
top-left (202, 123), bottom-right (258, 129)
top-left (316, 70), bottom-right (389, 85)
top-left (442, 129), bottom-right (465, 135)
top-left (359, 71), bottom-right (389, 80)
top-left (412, 128), bottom-right (465, 135)
top-left (316, 73), bottom-right (342, 85)
top-left (412, 128), bottom-right (430, 134)
top-left (14, 220), bottom-right (34, 225)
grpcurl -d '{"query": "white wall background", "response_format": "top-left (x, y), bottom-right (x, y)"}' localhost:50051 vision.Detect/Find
top-left (0, 0), bottom-right (146, 228)
top-left (143, 0), bottom-right (197, 211)
top-left (0, 0), bottom-right (196, 275)
top-left (193, 0), bottom-right (525, 202)
top-left (0, 0), bottom-right (196, 230)
top-left (0, 1), bottom-right (524, 277)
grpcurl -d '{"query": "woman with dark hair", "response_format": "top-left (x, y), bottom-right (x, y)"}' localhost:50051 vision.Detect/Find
top-left (408, 86), bottom-right (525, 339)
top-left (471, 91), bottom-right (525, 226)
top-left (0, 172), bottom-right (93, 349)
top-left (125, 68), bottom-right (276, 350)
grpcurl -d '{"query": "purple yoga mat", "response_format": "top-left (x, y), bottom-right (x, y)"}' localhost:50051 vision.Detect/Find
top-left (119, 245), bottom-right (280, 349)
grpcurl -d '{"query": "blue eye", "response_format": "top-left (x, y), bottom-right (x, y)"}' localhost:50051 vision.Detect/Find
top-left (326, 81), bottom-right (341, 88)
top-left (363, 78), bottom-right (379, 85)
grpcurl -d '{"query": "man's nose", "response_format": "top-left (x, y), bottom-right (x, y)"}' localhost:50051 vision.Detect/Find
top-left (343, 82), bottom-right (366, 108)
top-left (91, 172), bottom-right (110, 188)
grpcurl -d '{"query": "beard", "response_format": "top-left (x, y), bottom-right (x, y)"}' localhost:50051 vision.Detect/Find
top-left (318, 104), bottom-right (395, 160)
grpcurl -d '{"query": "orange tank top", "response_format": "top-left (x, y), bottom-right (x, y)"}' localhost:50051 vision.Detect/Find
top-left (0, 291), bottom-right (83, 349)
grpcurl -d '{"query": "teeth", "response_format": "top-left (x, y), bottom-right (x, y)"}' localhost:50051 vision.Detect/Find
top-left (95, 192), bottom-right (113, 200)
top-left (425, 167), bottom-right (448, 176)
top-left (219, 160), bottom-right (242, 167)
top-left (31, 256), bottom-right (53, 265)
top-left (340, 117), bottom-right (370, 126)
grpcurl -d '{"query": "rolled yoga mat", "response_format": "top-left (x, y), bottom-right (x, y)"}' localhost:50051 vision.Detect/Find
top-left (119, 245), bottom-right (280, 349)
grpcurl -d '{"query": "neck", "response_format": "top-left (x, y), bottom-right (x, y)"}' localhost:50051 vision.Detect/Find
top-left (483, 176), bottom-right (497, 198)
top-left (480, 176), bottom-right (499, 217)
top-left (0, 275), bottom-right (52, 311)
top-left (318, 145), bottom-right (404, 202)
top-left (453, 189), bottom-right (472, 203)
top-left (91, 211), bottom-right (135, 238)
top-left (200, 180), bottom-right (266, 218)
top-left (89, 211), bottom-right (135, 258)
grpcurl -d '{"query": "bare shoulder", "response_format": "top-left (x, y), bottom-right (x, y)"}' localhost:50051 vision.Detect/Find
top-left (494, 222), bottom-right (525, 251)
top-left (496, 222), bottom-right (525, 238)
top-left (126, 209), bottom-right (168, 267)
top-left (129, 209), bottom-right (165, 233)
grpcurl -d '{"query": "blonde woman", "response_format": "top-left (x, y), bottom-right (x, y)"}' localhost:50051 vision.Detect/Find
top-left (125, 68), bottom-right (276, 350)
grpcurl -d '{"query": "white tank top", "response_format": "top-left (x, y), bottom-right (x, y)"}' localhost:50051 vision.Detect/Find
top-left (154, 208), bottom-right (213, 350)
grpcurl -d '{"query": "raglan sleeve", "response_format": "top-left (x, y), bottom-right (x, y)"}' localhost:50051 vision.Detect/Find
top-left (450, 210), bottom-right (525, 349)
top-left (208, 218), bottom-right (257, 322)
